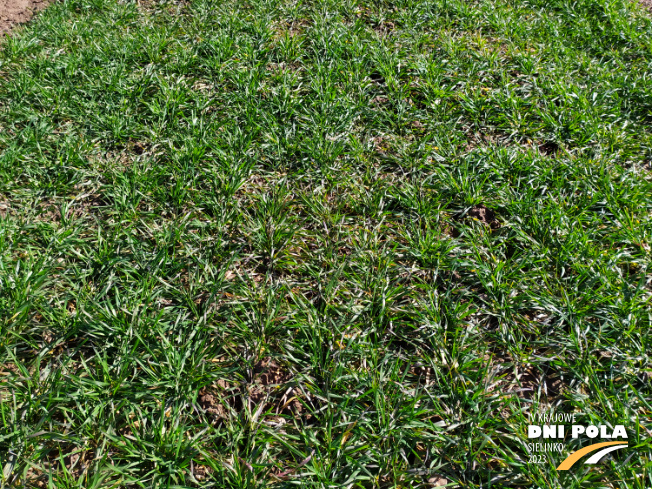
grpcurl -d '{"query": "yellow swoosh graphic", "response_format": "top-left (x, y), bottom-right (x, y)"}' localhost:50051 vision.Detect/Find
top-left (556, 441), bottom-right (628, 471)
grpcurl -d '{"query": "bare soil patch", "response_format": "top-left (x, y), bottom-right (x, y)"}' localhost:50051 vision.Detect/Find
top-left (198, 357), bottom-right (307, 423)
top-left (463, 204), bottom-right (501, 230)
top-left (1, 0), bottom-right (48, 36)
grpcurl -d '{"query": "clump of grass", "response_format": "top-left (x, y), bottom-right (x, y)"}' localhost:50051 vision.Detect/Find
top-left (1, 0), bottom-right (651, 487)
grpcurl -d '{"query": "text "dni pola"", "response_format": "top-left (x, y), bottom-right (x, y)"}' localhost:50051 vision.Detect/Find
top-left (528, 424), bottom-right (627, 439)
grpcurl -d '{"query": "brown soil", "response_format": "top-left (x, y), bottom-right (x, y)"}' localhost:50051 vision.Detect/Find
top-left (538, 141), bottom-right (559, 156)
top-left (0, 0), bottom-right (48, 36)
top-left (466, 204), bottom-right (501, 230)
top-left (199, 357), bottom-right (307, 423)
